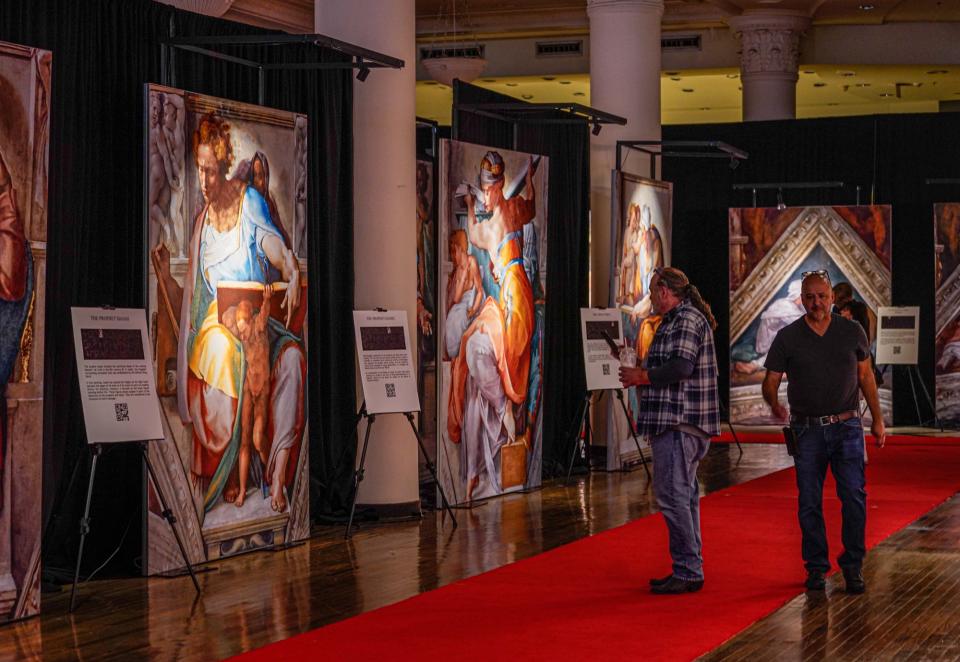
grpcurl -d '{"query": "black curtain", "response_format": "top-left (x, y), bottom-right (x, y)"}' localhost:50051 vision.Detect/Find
top-left (0, 0), bottom-right (355, 577)
top-left (664, 113), bottom-right (960, 425)
top-left (453, 81), bottom-right (590, 474)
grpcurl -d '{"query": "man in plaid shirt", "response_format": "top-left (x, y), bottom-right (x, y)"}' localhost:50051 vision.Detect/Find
top-left (620, 267), bottom-right (720, 594)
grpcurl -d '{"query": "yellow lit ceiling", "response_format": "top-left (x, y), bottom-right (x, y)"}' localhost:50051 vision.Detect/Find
top-left (417, 64), bottom-right (960, 126)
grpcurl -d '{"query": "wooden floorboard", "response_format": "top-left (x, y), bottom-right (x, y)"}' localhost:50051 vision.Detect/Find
top-left (2, 441), bottom-right (957, 661)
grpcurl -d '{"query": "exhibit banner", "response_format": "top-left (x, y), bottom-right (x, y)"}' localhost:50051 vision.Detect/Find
top-left (145, 84), bottom-right (310, 575)
top-left (876, 306), bottom-right (919, 365)
top-left (580, 308), bottom-right (624, 392)
top-left (0, 39), bottom-right (50, 624)
top-left (607, 173), bottom-right (672, 470)
top-left (353, 310), bottom-right (420, 415)
top-left (415, 159), bottom-right (438, 478)
top-left (934, 203), bottom-right (960, 424)
top-left (437, 139), bottom-right (548, 504)
top-left (71, 308), bottom-right (164, 443)
top-left (729, 206), bottom-right (893, 424)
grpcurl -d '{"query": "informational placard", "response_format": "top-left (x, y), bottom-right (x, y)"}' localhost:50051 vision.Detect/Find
top-left (876, 306), bottom-right (920, 365)
top-left (71, 307), bottom-right (164, 443)
top-left (353, 310), bottom-right (421, 414)
top-left (580, 308), bottom-right (624, 391)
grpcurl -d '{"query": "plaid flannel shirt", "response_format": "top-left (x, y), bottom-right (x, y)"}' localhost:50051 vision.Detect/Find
top-left (636, 300), bottom-right (720, 438)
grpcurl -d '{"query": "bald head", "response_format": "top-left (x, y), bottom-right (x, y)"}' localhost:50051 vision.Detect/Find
top-left (801, 274), bottom-right (833, 323)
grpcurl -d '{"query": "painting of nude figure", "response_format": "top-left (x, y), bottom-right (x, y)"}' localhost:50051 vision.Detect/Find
top-left (934, 203), bottom-right (960, 426)
top-left (145, 85), bottom-right (309, 574)
top-left (437, 140), bottom-right (548, 505)
top-left (0, 40), bottom-right (50, 623)
top-left (607, 173), bottom-right (671, 470)
top-left (729, 205), bottom-right (892, 425)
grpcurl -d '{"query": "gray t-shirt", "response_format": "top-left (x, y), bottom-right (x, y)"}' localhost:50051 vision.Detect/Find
top-left (764, 314), bottom-right (870, 416)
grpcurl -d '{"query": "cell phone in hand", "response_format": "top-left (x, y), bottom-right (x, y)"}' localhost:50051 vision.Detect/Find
top-left (600, 330), bottom-right (620, 359)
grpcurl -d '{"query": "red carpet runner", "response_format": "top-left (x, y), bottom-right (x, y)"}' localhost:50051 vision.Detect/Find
top-left (234, 439), bottom-right (960, 661)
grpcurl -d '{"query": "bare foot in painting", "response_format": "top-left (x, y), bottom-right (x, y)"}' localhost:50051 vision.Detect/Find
top-left (270, 482), bottom-right (287, 512)
top-left (233, 488), bottom-right (246, 508)
top-left (466, 475), bottom-right (480, 502)
top-left (223, 485), bottom-right (239, 503)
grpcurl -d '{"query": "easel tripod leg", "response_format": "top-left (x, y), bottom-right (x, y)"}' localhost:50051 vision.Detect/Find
top-left (140, 444), bottom-right (201, 595)
top-left (404, 413), bottom-right (457, 529)
top-left (565, 394), bottom-right (590, 481)
top-left (345, 414), bottom-right (375, 540)
top-left (615, 390), bottom-right (651, 480)
top-left (912, 364), bottom-right (942, 431)
top-left (69, 444), bottom-right (102, 613)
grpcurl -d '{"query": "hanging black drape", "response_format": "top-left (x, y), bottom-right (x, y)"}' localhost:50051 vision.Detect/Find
top-left (664, 113), bottom-right (960, 425)
top-left (453, 81), bottom-right (590, 475)
top-left (0, 0), bottom-right (356, 577)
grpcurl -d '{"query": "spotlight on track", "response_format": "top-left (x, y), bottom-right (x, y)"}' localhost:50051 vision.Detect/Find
top-left (592, 121), bottom-right (602, 136)
top-left (776, 188), bottom-right (786, 211)
top-left (356, 60), bottom-right (370, 82)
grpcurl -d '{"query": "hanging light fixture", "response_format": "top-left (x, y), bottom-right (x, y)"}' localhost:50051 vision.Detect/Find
top-left (155, 0), bottom-right (235, 17)
top-left (422, 0), bottom-right (487, 87)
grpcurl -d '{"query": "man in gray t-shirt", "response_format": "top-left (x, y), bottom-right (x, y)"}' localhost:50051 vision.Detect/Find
top-left (762, 272), bottom-right (885, 595)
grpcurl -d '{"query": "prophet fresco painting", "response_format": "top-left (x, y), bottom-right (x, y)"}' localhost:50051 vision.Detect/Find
top-left (934, 203), bottom-right (960, 425)
top-left (607, 174), bottom-right (672, 470)
top-left (145, 85), bottom-right (309, 574)
top-left (0, 40), bottom-right (50, 623)
top-left (729, 206), bottom-right (892, 425)
top-left (437, 140), bottom-right (548, 504)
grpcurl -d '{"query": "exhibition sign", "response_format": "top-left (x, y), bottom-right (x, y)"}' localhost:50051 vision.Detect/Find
top-left (144, 84), bottom-right (310, 575)
top-left (437, 139), bottom-right (548, 504)
top-left (876, 306), bottom-right (920, 365)
top-left (934, 203), bottom-right (960, 425)
top-left (729, 205), bottom-right (893, 424)
top-left (580, 308), bottom-right (624, 392)
top-left (71, 308), bottom-right (164, 443)
top-left (353, 310), bottom-right (420, 415)
top-left (0, 39), bottom-right (50, 624)
top-left (606, 173), bottom-right (672, 470)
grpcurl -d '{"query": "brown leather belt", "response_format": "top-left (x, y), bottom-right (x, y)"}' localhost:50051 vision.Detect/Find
top-left (790, 410), bottom-right (859, 426)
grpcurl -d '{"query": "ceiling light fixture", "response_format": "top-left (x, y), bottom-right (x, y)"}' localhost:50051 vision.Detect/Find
top-left (858, 4), bottom-right (876, 10)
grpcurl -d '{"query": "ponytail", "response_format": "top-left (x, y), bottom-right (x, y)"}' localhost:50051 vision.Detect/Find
top-left (656, 267), bottom-right (718, 332)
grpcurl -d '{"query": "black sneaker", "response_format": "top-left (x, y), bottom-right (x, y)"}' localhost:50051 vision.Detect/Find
top-left (805, 570), bottom-right (826, 591)
top-left (843, 569), bottom-right (865, 594)
top-left (650, 576), bottom-right (704, 594)
top-left (648, 574), bottom-right (673, 587)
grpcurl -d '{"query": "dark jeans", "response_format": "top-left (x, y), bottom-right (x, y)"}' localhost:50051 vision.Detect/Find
top-left (791, 418), bottom-right (867, 574)
top-left (651, 430), bottom-right (711, 581)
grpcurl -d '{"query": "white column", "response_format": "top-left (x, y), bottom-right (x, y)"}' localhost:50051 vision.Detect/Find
top-left (316, 1), bottom-right (420, 508)
top-left (587, 0), bottom-right (663, 310)
top-left (728, 12), bottom-right (810, 122)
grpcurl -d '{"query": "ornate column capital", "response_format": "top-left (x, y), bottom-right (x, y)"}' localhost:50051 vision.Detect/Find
top-left (728, 11), bottom-right (810, 78)
top-left (587, 0), bottom-right (664, 18)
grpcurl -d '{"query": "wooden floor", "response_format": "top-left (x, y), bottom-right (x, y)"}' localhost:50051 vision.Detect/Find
top-left (1, 441), bottom-right (956, 661)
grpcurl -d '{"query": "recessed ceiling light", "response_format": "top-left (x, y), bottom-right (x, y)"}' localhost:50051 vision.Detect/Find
top-left (481, 79), bottom-right (496, 83)
top-left (573, 92), bottom-right (585, 97)
top-left (837, 70), bottom-right (856, 77)
top-left (854, 83), bottom-right (871, 88)
top-left (423, 81), bottom-right (438, 86)
top-left (559, 80), bottom-right (572, 85)
top-left (813, 82), bottom-right (826, 88)
top-left (670, 76), bottom-right (682, 81)
top-left (682, 88), bottom-right (694, 93)
top-left (879, 92), bottom-right (895, 97)
top-left (858, 4), bottom-right (875, 10)
top-left (521, 94), bottom-right (534, 99)
top-left (541, 76), bottom-right (555, 81)
top-left (928, 70), bottom-right (949, 75)
top-left (506, 82), bottom-right (518, 87)
top-left (665, 71), bottom-right (679, 76)
top-left (802, 70), bottom-right (815, 75)
top-left (699, 107), bottom-right (711, 111)
top-left (827, 102), bottom-right (840, 106)
top-left (726, 73), bottom-right (739, 79)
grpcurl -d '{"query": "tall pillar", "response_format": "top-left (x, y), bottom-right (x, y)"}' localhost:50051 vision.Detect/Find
top-left (316, 1), bottom-right (420, 510)
top-left (587, 0), bottom-right (663, 310)
top-left (728, 12), bottom-right (810, 122)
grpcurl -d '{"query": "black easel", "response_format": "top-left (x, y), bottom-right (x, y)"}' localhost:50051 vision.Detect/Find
top-left (903, 363), bottom-right (943, 430)
top-left (69, 441), bottom-right (201, 612)
top-left (566, 388), bottom-right (651, 481)
top-left (718, 399), bottom-right (744, 457)
top-left (344, 404), bottom-right (458, 539)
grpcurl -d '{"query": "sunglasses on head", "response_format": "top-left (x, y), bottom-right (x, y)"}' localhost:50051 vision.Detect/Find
top-left (800, 269), bottom-right (830, 284)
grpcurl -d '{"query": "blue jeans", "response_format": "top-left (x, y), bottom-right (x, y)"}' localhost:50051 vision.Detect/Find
top-left (651, 430), bottom-right (711, 581)
top-left (792, 418), bottom-right (867, 574)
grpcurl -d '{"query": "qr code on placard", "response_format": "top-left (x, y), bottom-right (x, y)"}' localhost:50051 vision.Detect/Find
top-left (385, 383), bottom-right (396, 398)
top-left (893, 346), bottom-right (901, 355)
top-left (602, 364), bottom-right (610, 376)
top-left (115, 402), bottom-right (129, 422)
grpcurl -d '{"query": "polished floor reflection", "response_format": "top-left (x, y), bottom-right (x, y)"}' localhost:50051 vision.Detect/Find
top-left (0, 442), bottom-right (888, 661)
